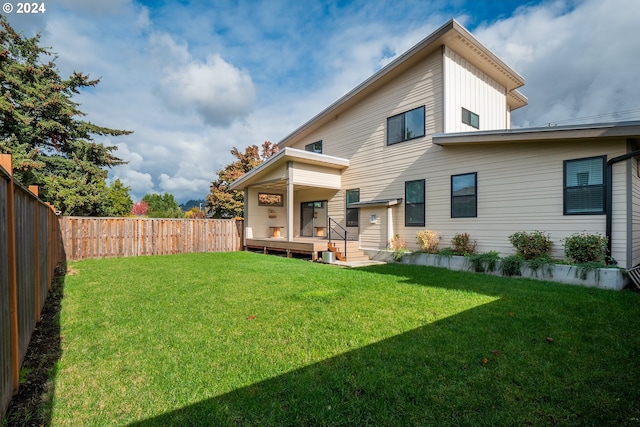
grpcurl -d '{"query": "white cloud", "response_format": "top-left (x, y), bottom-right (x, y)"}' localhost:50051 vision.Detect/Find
top-left (475, 0), bottom-right (640, 127)
top-left (155, 40), bottom-right (256, 127)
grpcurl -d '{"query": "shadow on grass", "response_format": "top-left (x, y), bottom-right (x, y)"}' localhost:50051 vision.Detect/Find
top-left (127, 264), bottom-right (640, 426)
top-left (3, 267), bottom-right (65, 427)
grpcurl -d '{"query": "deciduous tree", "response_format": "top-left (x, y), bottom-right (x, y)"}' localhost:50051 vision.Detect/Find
top-left (206, 141), bottom-right (279, 218)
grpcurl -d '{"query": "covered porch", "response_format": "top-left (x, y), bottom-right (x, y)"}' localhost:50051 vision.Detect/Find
top-left (230, 147), bottom-right (351, 258)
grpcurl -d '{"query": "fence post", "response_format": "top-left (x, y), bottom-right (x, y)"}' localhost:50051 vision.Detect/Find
top-left (29, 186), bottom-right (41, 322)
top-left (0, 154), bottom-right (19, 395)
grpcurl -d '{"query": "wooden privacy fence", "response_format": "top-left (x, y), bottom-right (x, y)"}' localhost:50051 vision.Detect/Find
top-left (59, 217), bottom-right (243, 261)
top-left (0, 154), bottom-right (65, 422)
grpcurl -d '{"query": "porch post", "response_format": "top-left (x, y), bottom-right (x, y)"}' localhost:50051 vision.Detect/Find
top-left (387, 205), bottom-right (394, 247)
top-left (286, 161), bottom-right (294, 241)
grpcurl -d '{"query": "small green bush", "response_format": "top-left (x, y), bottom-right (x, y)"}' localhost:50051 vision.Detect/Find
top-left (437, 247), bottom-right (456, 256)
top-left (416, 230), bottom-right (440, 253)
top-left (451, 232), bottom-right (477, 256)
top-left (508, 230), bottom-right (553, 260)
top-left (469, 251), bottom-right (500, 273)
top-left (563, 232), bottom-right (608, 264)
top-left (501, 255), bottom-right (524, 277)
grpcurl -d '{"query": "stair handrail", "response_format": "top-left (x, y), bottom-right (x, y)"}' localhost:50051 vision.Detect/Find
top-left (327, 216), bottom-right (348, 260)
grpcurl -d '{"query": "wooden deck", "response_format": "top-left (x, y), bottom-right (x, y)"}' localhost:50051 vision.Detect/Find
top-left (246, 237), bottom-right (329, 260)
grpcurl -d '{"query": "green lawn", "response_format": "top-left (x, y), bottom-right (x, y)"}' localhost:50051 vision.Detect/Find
top-left (49, 252), bottom-right (640, 426)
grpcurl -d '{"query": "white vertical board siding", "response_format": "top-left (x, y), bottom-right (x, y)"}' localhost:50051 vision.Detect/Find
top-left (443, 46), bottom-right (508, 132)
top-left (631, 157), bottom-right (640, 266)
top-left (611, 157), bottom-right (629, 267)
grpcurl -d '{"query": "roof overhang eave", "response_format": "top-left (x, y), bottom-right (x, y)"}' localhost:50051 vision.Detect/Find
top-left (229, 147), bottom-right (349, 191)
top-left (433, 121), bottom-right (640, 146)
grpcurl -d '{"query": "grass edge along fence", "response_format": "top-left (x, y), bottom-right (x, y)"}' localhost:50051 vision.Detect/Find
top-left (59, 217), bottom-right (243, 261)
top-left (0, 154), bottom-right (65, 422)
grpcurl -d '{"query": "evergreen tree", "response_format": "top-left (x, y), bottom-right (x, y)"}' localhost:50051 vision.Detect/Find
top-left (0, 16), bottom-right (132, 215)
top-left (105, 179), bottom-right (133, 216)
top-left (142, 192), bottom-right (183, 218)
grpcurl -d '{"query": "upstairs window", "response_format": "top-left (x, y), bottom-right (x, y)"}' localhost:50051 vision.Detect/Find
top-left (305, 140), bottom-right (322, 153)
top-left (564, 156), bottom-right (605, 214)
top-left (387, 106), bottom-right (425, 145)
top-left (451, 173), bottom-right (477, 218)
top-left (346, 189), bottom-right (360, 227)
top-left (462, 107), bottom-right (479, 129)
top-left (405, 179), bottom-right (425, 226)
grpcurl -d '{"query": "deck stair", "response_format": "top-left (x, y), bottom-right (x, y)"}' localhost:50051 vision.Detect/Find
top-left (327, 241), bottom-right (369, 262)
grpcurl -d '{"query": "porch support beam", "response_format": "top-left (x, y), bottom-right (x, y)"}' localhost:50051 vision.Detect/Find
top-left (387, 205), bottom-right (394, 247)
top-left (286, 161), bottom-right (294, 241)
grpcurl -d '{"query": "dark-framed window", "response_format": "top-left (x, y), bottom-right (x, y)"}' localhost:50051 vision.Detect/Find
top-left (346, 189), bottom-right (360, 227)
top-left (462, 107), bottom-right (479, 129)
top-left (305, 140), bottom-right (322, 153)
top-left (451, 173), bottom-right (477, 218)
top-left (405, 179), bottom-right (425, 226)
top-left (564, 156), bottom-right (605, 215)
top-left (387, 106), bottom-right (425, 145)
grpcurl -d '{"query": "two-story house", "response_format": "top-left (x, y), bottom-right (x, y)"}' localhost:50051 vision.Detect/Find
top-left (230, 19), bottom-right (640, 268)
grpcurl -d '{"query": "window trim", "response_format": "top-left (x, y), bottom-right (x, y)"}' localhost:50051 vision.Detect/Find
top-left (563, 155), bottom-right (606, 215)
top-left (405, 179), bottom-right (425, 226)
top-left (346, 189), bottom-right (360, 227)
top-left (462, 107), bottom-right (479, 129)
top-left (305, 140), bottom-right (322, 154)
top-left (387, 106), bottom-right (426, 145)
top-left (451, 172), bottom-right (477, 218)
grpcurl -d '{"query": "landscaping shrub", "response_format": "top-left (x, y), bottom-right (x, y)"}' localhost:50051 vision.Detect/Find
top-left (501, 254), bottom-right (524, 277)
top-left (416, 230), bottom-right (440, 253)
top-left (508, 230), bottom-right (553, 260)
top-left (390, 234), bottom-right (409, 261)
top-left (450, 232), bottom-right (477, 255)
top-left (563, 232), bottom-right (608, 264)
top-left (469, 251), bottom-right (500, 273)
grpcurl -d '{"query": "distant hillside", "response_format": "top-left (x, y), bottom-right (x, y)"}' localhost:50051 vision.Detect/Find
top-left (180, 199), bottom-right (206, 211)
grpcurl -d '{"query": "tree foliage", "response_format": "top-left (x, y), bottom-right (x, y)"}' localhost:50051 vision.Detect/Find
top-left (206, 141), bottom-right (279, 219)
top-left (131, 200), bottom-right (149, 216)
top-left (142, 192), bottom-right (183, 218)
top-left (105, 179), bottom-right (133, 216)
top-left (0, 16), bottom-right (132, 215)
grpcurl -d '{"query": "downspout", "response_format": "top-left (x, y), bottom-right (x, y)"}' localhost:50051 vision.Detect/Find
top-left (605, 146), bottom-right (640, 258)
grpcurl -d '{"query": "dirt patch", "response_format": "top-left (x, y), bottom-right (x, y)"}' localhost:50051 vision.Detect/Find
top-left (3, 269), bottom-right (64, 426)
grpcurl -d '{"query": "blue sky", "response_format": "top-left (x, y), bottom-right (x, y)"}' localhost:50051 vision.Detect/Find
top-left (5, 0), bottom-right (640, 203)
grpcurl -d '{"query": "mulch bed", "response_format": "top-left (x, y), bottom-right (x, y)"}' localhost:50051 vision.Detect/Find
top-left (3, 269), bottom-right (64, 426)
